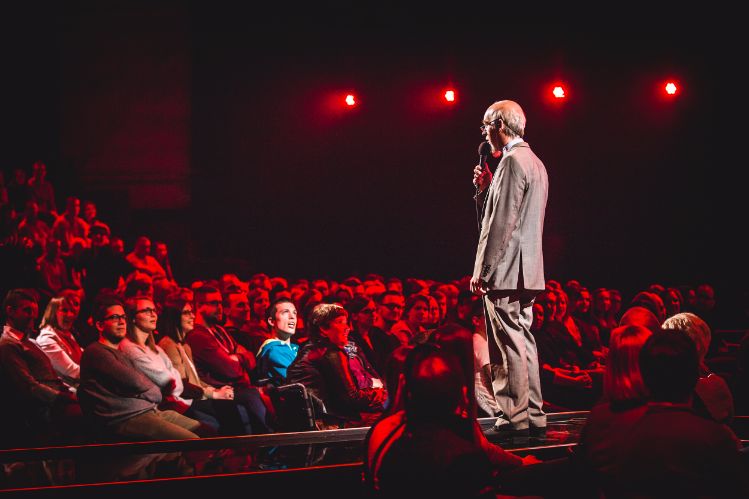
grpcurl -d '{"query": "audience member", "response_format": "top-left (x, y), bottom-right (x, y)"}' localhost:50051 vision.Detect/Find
top-left (157, 297), bottom-right (248, 435)
top-left (630, 291), bottom-right (667, 324)
top-left (591, 288), bottom-right (617, 346)
top-left (287, 303), bottom-right (386, 425)
top-left (125, 236), bottom-right (167, 279)
top-left (120, 297), bottom-right (219, 434)
top-left (27, 161), bottom-right (56, 219)
top-left (375, 290), bottom-right (405, 333)
top-left (0, 289), bottom-right (83, 445)
top-left (618, 305), bottom-right (661, 333)
top-left (186, 286), bottom-right (270, 433)
top-left (247, 287), bottom-right (271, 333)
top-left (51, 197), bottom-right (89, 253)
top-left (345, 296), bottom-right (398, 376)
top-left (662, 312), bottom-right (734, 423)
top-left (153, 241), bottom-right (176, 283)
top-left (78, 297), bottom-right (202, 441)
top-left (574, 325), bottom-right (653, 495)
top-left (390, 294), bottom-right (430, 346)
top-left (374, 346), bottom-right (496, 497)
top-left (37, 238), bottom-right (70, 294)
top-left (255, 298), bottom-right (299, 385)
top-left (36, 295), bottom-right (83, 390)
top-left (16, 200), bottom-right (50, 248)
top-left (7, 167), bottom-right (31, 216)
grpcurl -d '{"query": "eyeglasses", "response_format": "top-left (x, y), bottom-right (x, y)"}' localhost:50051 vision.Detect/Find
top-left (103, 314), bottom-right (127, 322)
top-left (480, 118), bottom-right (502, 134)
top-left (135, 308), bottom-right (157, 316)
top-left (182, 310), bottom-right (195, 316)
top-left (359, 308), bottom-right (377, 314)
top-left (203, 300), bottom-right (222, 307)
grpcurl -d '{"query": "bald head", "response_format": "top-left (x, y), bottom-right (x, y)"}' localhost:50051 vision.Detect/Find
top-left (484, 100), bottom-right (526, 139)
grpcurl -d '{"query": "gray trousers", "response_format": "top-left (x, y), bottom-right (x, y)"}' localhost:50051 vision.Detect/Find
top-left (112, 409), bottom-right (201, 441)
top-left (483, 291), bottom-right (546, 429)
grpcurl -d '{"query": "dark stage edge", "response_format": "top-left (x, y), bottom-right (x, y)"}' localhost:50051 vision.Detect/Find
top-left (2, 413), bottom-right (747, 495)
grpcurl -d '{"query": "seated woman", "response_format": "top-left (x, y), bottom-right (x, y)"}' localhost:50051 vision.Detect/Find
top-left (119, 296), bottom-right (218, 436)
top-left (286, 303), bottom-right (386, 426)
top-left (36, 295), bottom-right (84, 391)
top-left (534, 290), bottom-right (601, 410)
top-left (157, 297), bottom-right (249, 435)
top-left (573, 325), bottom-right (653, 494)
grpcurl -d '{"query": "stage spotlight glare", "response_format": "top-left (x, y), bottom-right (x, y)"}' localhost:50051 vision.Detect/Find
top-left (444, 89), bottom-right (456, 102)
top-left (665, 82), bottom-right (678, 95)
top-left (552, 86), bottom-right (565, 99)
top-left (345, 94), bottom-right (356, 106)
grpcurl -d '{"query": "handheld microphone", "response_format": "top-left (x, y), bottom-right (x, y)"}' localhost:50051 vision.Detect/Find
top-left (478, 141), bottom-right (491, 168)
top-left (475, 142), bottom-right (492, 187)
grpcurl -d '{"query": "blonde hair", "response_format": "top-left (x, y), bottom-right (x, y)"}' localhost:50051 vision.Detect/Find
top-left (662, 312), bottom-right (711, 363)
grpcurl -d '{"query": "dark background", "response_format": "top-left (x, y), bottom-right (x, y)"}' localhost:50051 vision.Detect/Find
top-left (2, 3), bottom-right (745, 306)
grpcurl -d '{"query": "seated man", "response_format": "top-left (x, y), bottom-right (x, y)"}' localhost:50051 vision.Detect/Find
top-left (223, 291), bottom-right (268, 354)
top-left (186, 286), bottom-right (270, 433)
top-left (376, 346), bottom-right (495, 497)
top-left (0, 289), bottom-right (83, 446)
top-left (255, 298), bottom-right (299, 386)
top-left (78, 297), bottom-right (203, 441)
top-left (125, 236), bottom-right (167, 279)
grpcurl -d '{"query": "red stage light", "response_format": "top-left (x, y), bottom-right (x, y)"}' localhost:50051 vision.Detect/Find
top-left (444, 89), bottom-right (456, 102)
top-left (345, 94), bottom-right (356, 106)
top-left (552, 86), bottom-right (565, 99)
top-left (665, 82), bottom-right (678, 95)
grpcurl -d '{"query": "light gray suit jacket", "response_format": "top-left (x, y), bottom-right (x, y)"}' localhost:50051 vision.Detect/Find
top-left (473, 142), bottom-right (548, 292)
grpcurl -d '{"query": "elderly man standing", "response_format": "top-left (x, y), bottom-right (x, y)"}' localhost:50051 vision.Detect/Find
top-left (471, 99), bottom-right (548, 435)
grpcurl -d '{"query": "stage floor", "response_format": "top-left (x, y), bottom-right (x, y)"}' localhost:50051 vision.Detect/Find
top-left (0, 411), bottom-right (586, 492)
top-left (2, 412), bottom-right (747, 493)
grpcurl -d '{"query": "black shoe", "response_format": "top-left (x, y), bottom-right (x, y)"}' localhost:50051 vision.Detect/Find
top-left (493, 422), bottom-right (529, 436)
top-left (529, 426), bottom-right (547, 437)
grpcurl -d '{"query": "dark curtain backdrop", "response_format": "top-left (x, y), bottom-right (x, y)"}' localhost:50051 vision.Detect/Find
top-left (2, 4), bottom-right (745, 308)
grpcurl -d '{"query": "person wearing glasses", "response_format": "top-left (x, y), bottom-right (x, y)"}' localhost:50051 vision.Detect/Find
top-left (471, 100), bottom-right (549, 435)
top-left (186, 286), bottom-right (271, 433)
top-left (119, 297), bottom-right (220, 434)
top-left (375, 291), bottom-right (405, 334)
top-left (78, 296), bottom-right (203, 441)
top-left (346, 296), bottom-right (398, 376)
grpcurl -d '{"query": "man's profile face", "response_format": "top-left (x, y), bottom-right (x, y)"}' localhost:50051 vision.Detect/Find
top-left (6, 300), bottom-right (38, 333)
top-left (199, 292), bottom-right (224, 325)
top-left (226, 294), bottom-right (250, 326)
top-left (482, 107), bottom-right (502, 155)
top-left (154, 243), bottom-right (168, 260)
top-left (83, 202), bottom-right (96, 220)
top-left (268, 301), bottom-right (297, 337)
top-left (135, 238), bottom-right (151, 258)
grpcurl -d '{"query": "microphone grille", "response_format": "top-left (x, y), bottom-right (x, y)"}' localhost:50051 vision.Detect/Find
top-left (478, 141), bottom-right (491, 156)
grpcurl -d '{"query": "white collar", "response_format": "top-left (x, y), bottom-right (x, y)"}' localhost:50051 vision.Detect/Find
top-left (503, 137), bottom-right (524, 153)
